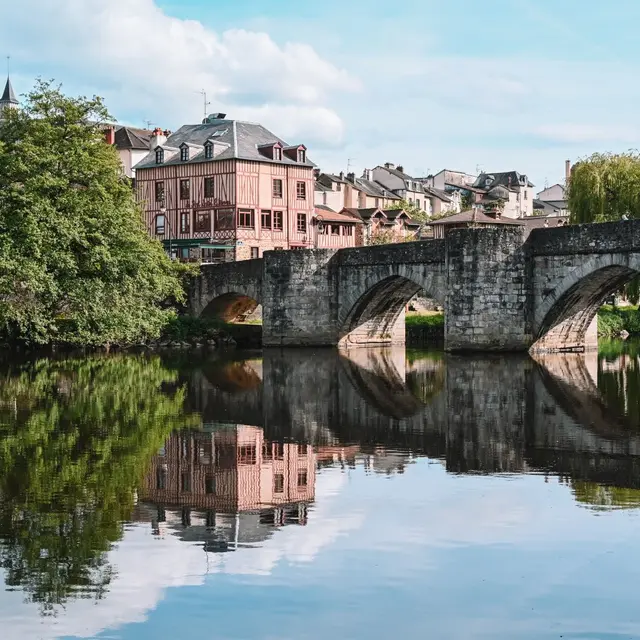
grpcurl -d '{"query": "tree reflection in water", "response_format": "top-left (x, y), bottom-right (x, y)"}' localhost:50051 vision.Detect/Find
top-left (0, 355), bottom-right (195, 614)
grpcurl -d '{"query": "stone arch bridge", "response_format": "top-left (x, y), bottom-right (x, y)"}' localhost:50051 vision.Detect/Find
top-left (188, 220), bottom-right (640, 353)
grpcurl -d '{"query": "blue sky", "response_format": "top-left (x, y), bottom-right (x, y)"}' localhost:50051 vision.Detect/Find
top-left (2, 0), bottom-right (640, 188)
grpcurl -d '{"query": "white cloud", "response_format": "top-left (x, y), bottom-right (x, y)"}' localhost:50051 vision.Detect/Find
top-left (0, 0), bottom-right (356, 146)
top-left (0, 468), bottom-right (362, 639)
top-left (532, 123), bottom-right (640, 144)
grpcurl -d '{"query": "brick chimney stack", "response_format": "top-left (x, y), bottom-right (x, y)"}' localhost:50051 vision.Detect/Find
top-left (565, 159), bottom-right (571, 181)
top-left (104, 126), bottom-right (115, 146)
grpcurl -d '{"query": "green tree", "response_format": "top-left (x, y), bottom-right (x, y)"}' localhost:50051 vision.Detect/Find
top-left (0, 354), bottom-right (197, 614)
top-left (568, 152), bottom-right (640, 301)
top-left (0, 80), bottom-right (184, 346)
top-left (568, 152), bottom-right (640, 224)
top-left (386, 198), bottom-right (428, 222)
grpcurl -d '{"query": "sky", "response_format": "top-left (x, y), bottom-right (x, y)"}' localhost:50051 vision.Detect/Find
top-left (1, 0), bottom-right (640, 190)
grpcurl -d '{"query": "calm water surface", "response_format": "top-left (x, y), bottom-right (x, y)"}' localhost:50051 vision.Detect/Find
top-left (1, 343), bottom-right (640, 639)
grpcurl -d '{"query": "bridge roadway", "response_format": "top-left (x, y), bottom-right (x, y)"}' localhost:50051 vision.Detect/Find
top-left (189, 220), bottom-right (640, 353)
top-left (186, 348), bottom-right (640, 490)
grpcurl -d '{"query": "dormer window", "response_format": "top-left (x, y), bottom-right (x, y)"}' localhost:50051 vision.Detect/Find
top-left (205, 142), bottom-right (213, 160)
top-left (155, 148), bottom-right (164, 165)
top-left (180, 146), bottom-right (190, 162)
top-left (297, 149), bottom-right (306, 163)
top-left (274, 147), bottom-right (282, 161)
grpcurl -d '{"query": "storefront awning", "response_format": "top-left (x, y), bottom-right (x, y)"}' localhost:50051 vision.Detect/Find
top-left (162, 239), bottom-right (234, 250)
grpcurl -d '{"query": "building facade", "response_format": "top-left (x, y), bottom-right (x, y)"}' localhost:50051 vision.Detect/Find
top-left (135, 114), bottom-right (348, 263)
top-left (471, 171), bottom-right (534, 218)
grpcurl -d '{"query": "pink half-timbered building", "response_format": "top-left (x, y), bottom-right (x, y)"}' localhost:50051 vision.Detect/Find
top-left (134, 114), bottom-right (358, 262)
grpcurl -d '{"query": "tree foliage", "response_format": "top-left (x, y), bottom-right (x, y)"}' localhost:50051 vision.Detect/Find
top-left (0, 80), bottom-right (184, 346)
top-left (386, 198), bottom-right (428, 223)
top-left (0, 354), bottom-right (196, 613)
top-left (568, 152), bottom-right (640, 224)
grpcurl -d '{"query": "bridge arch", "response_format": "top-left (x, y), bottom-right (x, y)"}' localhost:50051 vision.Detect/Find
top-left (533, 253), bottom-right (640, 353)
top-left (200, 291), bottom-right (260, 323)
top-left (338, 264), bottom-right (446, 347)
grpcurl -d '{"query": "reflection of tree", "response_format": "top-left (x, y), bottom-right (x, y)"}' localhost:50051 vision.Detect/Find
top-left (571, 480), bottom-right (640, 511)
top-left (0, 355), bottom-right (194, 614)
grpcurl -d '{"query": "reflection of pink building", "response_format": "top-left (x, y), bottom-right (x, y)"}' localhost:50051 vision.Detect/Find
top-left (140, 426), bottom-right (316, 512)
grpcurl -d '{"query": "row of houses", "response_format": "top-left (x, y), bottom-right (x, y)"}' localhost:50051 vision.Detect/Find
top-left (109, 110), bottom-right (571, 264)
top-left (0, 69), bottom-right (571, 264)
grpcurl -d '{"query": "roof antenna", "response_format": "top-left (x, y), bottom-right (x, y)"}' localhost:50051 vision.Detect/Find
top-left (198, 89), bottom-right (211, 121)
top-left (6, 55), bottom-right (9, 78)
top-left (144, 119), bottom-right (155, 130)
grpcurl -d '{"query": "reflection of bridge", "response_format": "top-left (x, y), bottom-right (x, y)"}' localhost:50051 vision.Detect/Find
top-left (187, 348), bottom-right (640, 489)
top-left (189, 221), bottom-right (640, 353)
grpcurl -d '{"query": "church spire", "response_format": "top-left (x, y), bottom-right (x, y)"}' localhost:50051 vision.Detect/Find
top-left (0, 75), bottom-right (18, 107)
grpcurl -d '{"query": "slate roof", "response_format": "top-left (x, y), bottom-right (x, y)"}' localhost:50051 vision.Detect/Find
top-left (114, 126), bottom-right (153, 150)
top-left (354, 177), bottom-right (400, 200)
top-left (341, 207), bottom-right (386, 222)
top-left (136, 119), bottom-right (315, 169)
top-left (521, 215), bottom-right (569, 229)
top-left (424, 187), bottom-right (453, 203)
top-left (0, 76), bottom-right (18, 105)
top-left (473, 171), bottom-right (535, 191)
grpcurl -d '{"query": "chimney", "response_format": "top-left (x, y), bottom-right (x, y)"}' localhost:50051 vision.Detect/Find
top-left (565, 159), bottom-right (571, 181)
top-left (384, 162), bottom-right (396, 170)
top-left (104, 126), bottom-right (115, 146)
top-left (397, 165), bottom-right (404, 173)
top-left (347, 172), bottom-right (355, 183)
top-left (150, 127), bottom-right (167, 150)
top-left (339, 171), bottom-right (344, 180)
top-left (313, 168), bottom-right (320, 180)
top-left (363, 168), bottom-right (372, 181)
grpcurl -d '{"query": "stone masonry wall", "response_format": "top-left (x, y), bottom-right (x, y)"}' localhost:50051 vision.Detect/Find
top-left (262, 249), bottom-right (340, 346)
top-left (445, 227), bottom-right (532, 352)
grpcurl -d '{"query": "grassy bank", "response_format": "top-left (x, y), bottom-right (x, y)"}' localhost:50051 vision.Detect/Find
top-left (598, 305), bottom-right (640, 338)
top-left (160, 315), bottom-right (262, 348)
top-left (406, 313), bottom-right (444, 346)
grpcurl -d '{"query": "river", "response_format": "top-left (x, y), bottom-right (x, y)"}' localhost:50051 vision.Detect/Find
top-left (1, 342), bottom-right (640, 639)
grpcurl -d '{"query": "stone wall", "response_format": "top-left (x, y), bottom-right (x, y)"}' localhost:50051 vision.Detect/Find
top-left (262, 249), bottom-right (339, 346)
top-left (445, 227), bottom-right (531, 351)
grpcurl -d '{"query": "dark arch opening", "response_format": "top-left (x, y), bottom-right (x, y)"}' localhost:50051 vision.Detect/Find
top-left (201, 292), bottom-right (260, 324)
top-left (340, 276), bottom-right (428, 346)
top-left (533, 265), bottom-right (637, 353)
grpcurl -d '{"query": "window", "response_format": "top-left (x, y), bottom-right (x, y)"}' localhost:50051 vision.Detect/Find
top-left (297, 213), bottom-right (307, 233)
top-left (273, 179), bottom-right (283, 198)
top-left (297, 149), bottom-right (306, 163)
top-left (298, 444), bottom-right (307, 456)
top-left (204, 177), bottom-right (214, 198)
top-left (205, 475), bottom-right (216, 495)
top-left (273, 210), bottom-right (283, 230)
top-left (181, 472), bottom-right (191, 493)
top-left (155, 214), bottom-right (166, 235)
top-left (238, 445), bottom-right (257, 465)
top-left (275, 246), bottom-right (283, 251)
top-left (331, 224), bottom-right (339, 235)
top-left (180, 179), bottom-right (190, 201)
top-left (375, 198), bottom-right (379, 208)
top-left (155, 148), bottom-right (164, 164)
top-left (180, 146), bottom-right (189, 162)
top-left (180, 211), bottom-right (190, 233)
top-left (251, 247), bottom-right (259, 259)
top-left (274, 473), bottom-right (285, 493)
top-left (296, 181), bottom-right (307, 200)
top-left (238, 209), bottom-right (254, 228)
top-left (204, 143), bottom-right (213, 160)
top-left (416, 199), bottom-right (421, 210)
top-left (180, 247), bottom-right (189, 260)
top-left (524, 190), bottom-right (528, 200)
top-left (215, 208), bottom-right (235, 230)
top-left (195, 211), bottom-right (211, 232)
top-left (274, 147), bottom-right (282, 161)
top-left (274, 443), bottom-right (284, 460)
top-left (261, 210), bottom-right (272, 228)
top-left (156, 465), bottom-right (167, 490)
top-left (155, 181), bottom-right (165, 202)
top-left (298, 470), bottom-right (308, 488)
top-left (408, 197), bottom-right (413, 204)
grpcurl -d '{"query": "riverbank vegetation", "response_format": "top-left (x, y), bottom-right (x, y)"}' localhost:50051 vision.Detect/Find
top-left (0, 81), bottom-right (186, 348)
top-left (597, 305), bottom-right (640, 338)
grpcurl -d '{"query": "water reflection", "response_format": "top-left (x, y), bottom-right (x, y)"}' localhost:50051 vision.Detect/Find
top-left (1, 344), bottom-right (640, 635)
